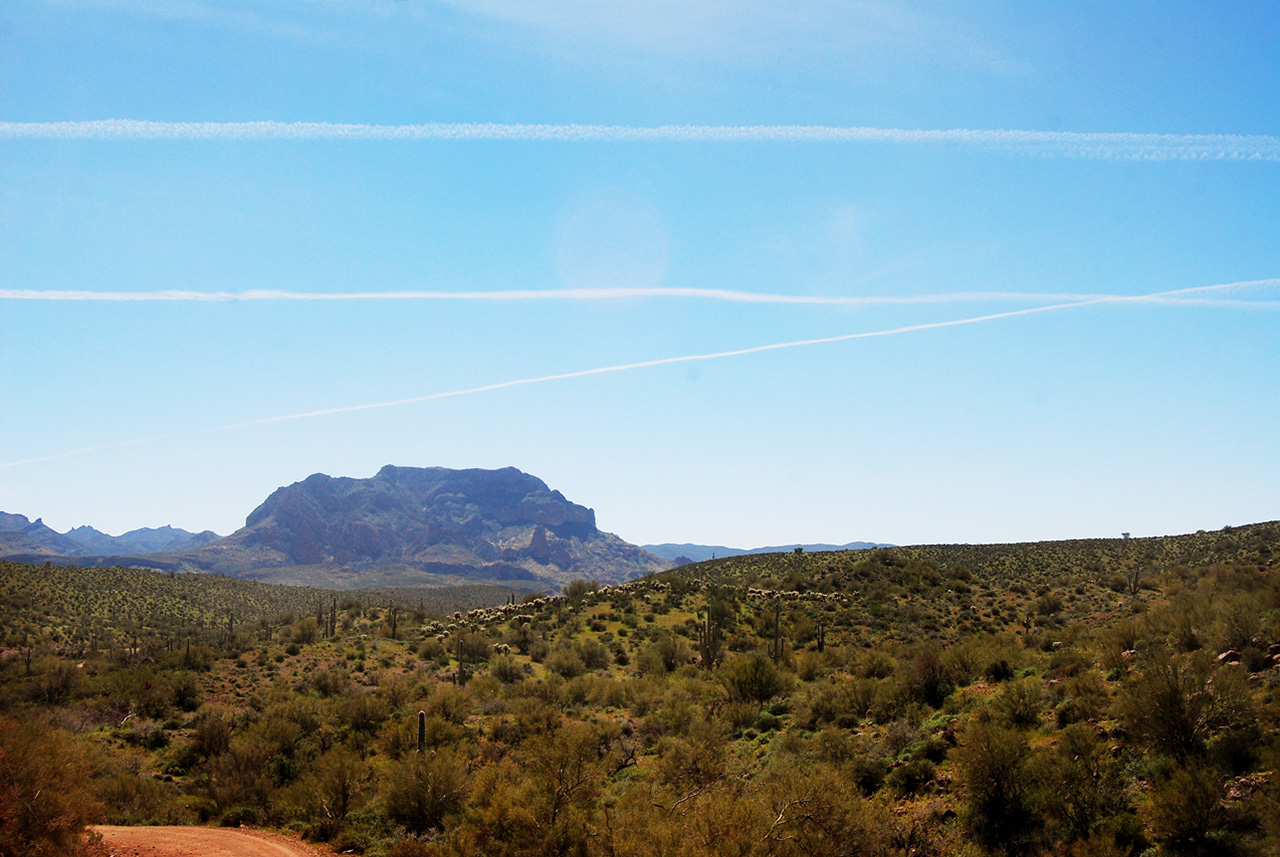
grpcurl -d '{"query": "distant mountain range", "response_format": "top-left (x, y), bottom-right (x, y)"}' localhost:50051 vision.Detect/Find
top-left (642, 541), bottom-right (889, 565)
top-left (2, 466), bottom-right (885, 590)
top-left (0, 512), bottom-right (220, 557)
top-left (0, 466), bottom-right (668, 591)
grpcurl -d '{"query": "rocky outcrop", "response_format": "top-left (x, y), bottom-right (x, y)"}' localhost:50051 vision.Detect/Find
top-left (1, 466), bottom-right (669, 590)
top-left (201, 465), bottom-right (666, 588)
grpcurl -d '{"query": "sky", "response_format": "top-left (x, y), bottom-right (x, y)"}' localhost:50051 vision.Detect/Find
top-left (1, 1), bottom-right (1278, 549)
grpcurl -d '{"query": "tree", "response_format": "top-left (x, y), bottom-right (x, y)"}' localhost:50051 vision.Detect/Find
top-left (1147, 765), bottom-right (1232, 856)
top-left (719, 652), bottom-right (788, 706)
top-left (956, 721), bottom-right (1039, 854)
top-left (1118, 652), bottom-right (1253, 760)
top-left (1036, 723), bottom-right (1131, 844)
top-left (562, 579), bottom-right (598, 606)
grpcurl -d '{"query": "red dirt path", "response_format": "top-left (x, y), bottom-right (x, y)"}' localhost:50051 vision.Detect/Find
top-left (93, 825), bottom-right (333, 857)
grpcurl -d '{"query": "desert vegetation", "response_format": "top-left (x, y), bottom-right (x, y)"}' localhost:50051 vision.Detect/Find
top-left (1, 523), bottom-right (1278, 856)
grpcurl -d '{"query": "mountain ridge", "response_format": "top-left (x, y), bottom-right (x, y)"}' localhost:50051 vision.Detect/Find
top-left (0, 466), bottom-right (670, 591)
top-left (643, 540), bottom-right (889, 564)
top-left (0, 512), bottom-right (219, 556)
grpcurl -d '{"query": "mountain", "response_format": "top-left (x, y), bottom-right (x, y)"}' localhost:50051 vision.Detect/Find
top-left (0, 513), bottom-right (220, 558)
top-left (0, 467), bottom-right (667, 590)
top-left (0, 513), bottom-right (86, 557)
top-left (184, 465), bottom-right (669, 589)
top-left (643, 540), bottom-right (889, 565)
top-left (63, 524), bottom-right (221, 555)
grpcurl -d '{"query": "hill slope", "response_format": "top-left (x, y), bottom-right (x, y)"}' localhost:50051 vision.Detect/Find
top-left (644, 540), bottom-right (886, 564)
top-left (3, 519), bottom-right (1278, 856)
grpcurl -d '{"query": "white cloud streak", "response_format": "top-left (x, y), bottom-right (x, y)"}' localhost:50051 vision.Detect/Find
top-left (1, 278), bottom-right (1274, 471)
top-left (3, 120), bottom-right (1279, 160)
top-left (3, 281), bottom-right (1278, 307)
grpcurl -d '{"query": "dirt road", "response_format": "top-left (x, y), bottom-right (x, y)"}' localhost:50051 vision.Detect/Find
top-left (93, 825), bottom-right (333, 857)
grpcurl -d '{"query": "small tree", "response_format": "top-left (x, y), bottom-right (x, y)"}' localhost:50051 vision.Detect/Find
top-left (719, 652), bottom-right (788, 706)
top-left (956, 721), bottom-right (1039, 853)
top-left (563, 579), bottom-right (599, 606)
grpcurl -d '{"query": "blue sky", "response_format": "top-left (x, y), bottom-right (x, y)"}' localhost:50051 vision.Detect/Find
top-left (1, 1), bottom-right (1277, 547)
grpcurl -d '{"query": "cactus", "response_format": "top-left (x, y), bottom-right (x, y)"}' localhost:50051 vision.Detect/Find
top-left (417, 710), bottom-right (427, 753)
top-left (815, 621), bottom-right (826, 654)
top-left (697, 612), bottom-right (721, 670)
top-left (768, 600), bottom-right (784, 663)
top-left (454, 635), bottom-right (468, 686)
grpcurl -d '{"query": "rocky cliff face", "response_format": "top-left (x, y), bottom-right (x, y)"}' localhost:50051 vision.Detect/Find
top-left (2, 467), bottom-right (668, 590)
top-left (200, 465), bottom-right (665, 588)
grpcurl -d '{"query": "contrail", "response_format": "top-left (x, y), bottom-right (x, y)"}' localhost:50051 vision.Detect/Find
top-left (3, 120), bottom-right (1279, 160)
top-left (1, 277), bottom-right (1271, 471)
top-left (3, 282), bottom-right (1278, 306)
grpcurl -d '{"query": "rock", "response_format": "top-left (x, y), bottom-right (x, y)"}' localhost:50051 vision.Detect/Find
top-left (196, 465), bottom-right (667, 587)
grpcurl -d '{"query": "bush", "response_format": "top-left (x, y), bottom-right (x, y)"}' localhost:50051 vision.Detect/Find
top-left (576, 638), bottom-right (610, 670)
top-left (545, 647), bottom-right (586, 679)
top-left (1147, 765), bottom-right (1233, 856)
top-left (887, 757), bottom-right (936, 797)
top-left (190, 706), bottom-right (233, 759)
top-left (903, 646), bottom-right (954, 708)
top-left (1036, 723), bottom-right (1131, 845)
top-left (1119, 653), bottom-right (1254, 759)
top-left (956, 721), bottom-right (1038, 853)
top-left (170, 671), bottom-right (202, 711)
top-left (291, 617), bottom-right (319, 645)
top-left (490, 654), bottom-right (524, 683)
top-left (638, 633), bottom-right (689, 675)
top-left (381, 749), bottom-right (466, 834)
top-left (386, 842), bottom-right (441, 857)
top-left (985, 658), bottom-right (1015, 683)
top-left (719, 652), bottom-right (788, 706)
top-left (0, 718), bottom-right (102, 857)
top-left (993, 678), bottom-right (1043, 729)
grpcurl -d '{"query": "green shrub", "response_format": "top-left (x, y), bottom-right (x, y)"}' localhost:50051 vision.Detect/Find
top-left (887, 757), bottom-right (935, 797)
top-left (381, 749), bottom-right (466, 834)
top-left (1147, 765), bottom-right (1233, 856)
top-left (490, 654), bottom-right (524, 683)
top-left (993, 678), bottom-right (1043, 729)
top-left (719, 652), bottom-right (788, 706)
top-left (956, 721), bottom-right (1039, 853)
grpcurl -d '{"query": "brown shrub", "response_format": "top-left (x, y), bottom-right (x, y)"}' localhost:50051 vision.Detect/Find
top-left (0, 718), bottom-right (102, 857)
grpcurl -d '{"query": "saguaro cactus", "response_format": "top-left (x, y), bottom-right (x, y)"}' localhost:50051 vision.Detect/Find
top-left (768, 600), bottom-right (784, 663)
top-left (417, 710), bottom-right (427, 753)
top-left (697, 612), bottom-right (721, 670)
top-left (454, 635), bottom-right (469, 686)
